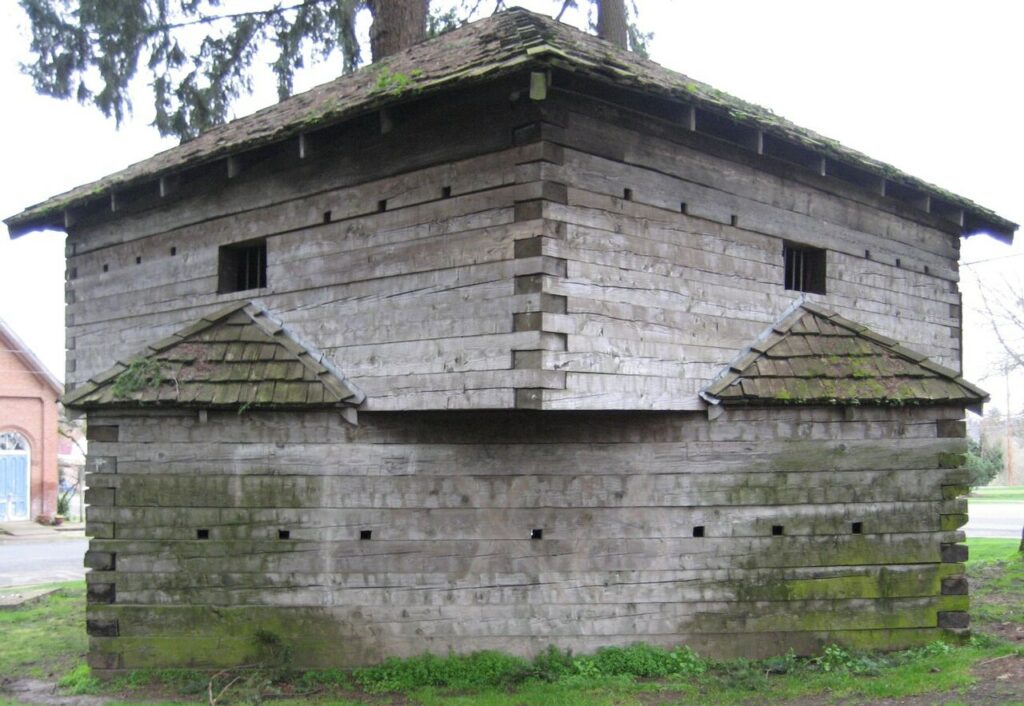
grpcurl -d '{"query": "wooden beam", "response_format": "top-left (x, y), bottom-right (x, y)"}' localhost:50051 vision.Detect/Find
top-left (109, 191), bottom-right (118, 213)
top-left (298, 133), bottom-right (308, 159)
top-left (818, 157), bottom-right (828, 177)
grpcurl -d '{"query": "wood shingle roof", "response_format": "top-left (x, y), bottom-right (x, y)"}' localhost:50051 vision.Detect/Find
top-left (63, 302), bottom-right (364, 410)
top-left (5, 8), bottom-right (1015, 241)
top-left (702, 302), bottom-right (988, 412)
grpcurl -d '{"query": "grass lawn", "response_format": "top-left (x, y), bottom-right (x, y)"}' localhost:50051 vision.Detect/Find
top-left (0, 581), bottom-right (86, 680)
top-left (970, 487), bottom-right (1024, 503)
top-left (967, 537), bottom-right (1024, 628)
top-left (0, 540), bottom-right (1021, 705)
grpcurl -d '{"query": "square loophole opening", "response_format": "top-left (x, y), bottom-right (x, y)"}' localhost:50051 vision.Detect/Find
top-left (278, 529), bottom-right (290, 540)
top-left (771, 525), bottom-right (784, 536)
top-left (531, 528), bottom-right (544, 540)
top-left (692, 526), bottom-right (705, 538)
top-left (196, 529), bottom-right (210, 540)
top-left (851, 522), bottom-right (863, 535)
top-left (360, 529), bottom-right (373, 540)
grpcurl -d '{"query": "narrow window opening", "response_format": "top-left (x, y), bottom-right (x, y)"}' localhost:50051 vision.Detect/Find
top-left (692, 526), bottom-right (705, 538)
top-left (196, 529), bottom-right (210, 540)
top-left (851, 522), bottom-right (863, 535)
top-left (895, 257), bottom-right (902, 269)
top-left (69, 267), bottom-right (78, 280)
top-left (771, 525), bottom-right (784, 536)
top-left (441, 186), bottom-right (452, 199)
top-left (783, 242), bottom-right (826, 294)
top-left (218, 238), bottom-right (267, 293)
top-left (680, 202), bottom-right (688, 215)
top-left (531, 528), bottom-right (544, 540)
top-left (278, 529), bottom-right (290, 540)
top-left (622, 188), bottom-right (633, 201)
top-left (135, 256), bottom-right (142, 264)
top-left (377, 199), bottom-right (388, 212)
top-left (924, 265), bottom-right (930, 275)
top-left (360, 529), bottom-right (372, 540)
top-left (323, 210), bottom-right (332, 224)
top-left (170, 246), bottom-right (177, 256)
top-left (864, 249), bottom-right (871, 259)
top-left (102, 264), bottom-right (109, 273)
top-left (730, 214), bottom-right (739, 227)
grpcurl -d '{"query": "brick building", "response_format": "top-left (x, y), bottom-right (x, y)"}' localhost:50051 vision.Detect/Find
top-left (0, 316), bottom-right (62, 521)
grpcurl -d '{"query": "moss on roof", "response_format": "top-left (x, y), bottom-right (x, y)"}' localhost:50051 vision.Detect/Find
top-left (63, 301), bottom-right (364, 410)
top-left (703, 302), bottom-right (988, 410)
top-left (4, 7), bottom-right (1016, 240)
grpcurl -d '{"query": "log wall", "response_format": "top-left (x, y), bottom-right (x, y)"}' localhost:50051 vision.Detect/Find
top-left (64, 78), bottom-right (964, 411)
top-left (83, 404), bottom-right (970, 670)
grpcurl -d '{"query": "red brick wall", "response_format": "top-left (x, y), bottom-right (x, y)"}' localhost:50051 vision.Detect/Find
top-left (0, 333), bottom-right (59, 519)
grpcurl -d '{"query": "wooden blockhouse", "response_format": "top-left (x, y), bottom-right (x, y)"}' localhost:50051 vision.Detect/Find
top-left (5, 8), bottom-right (1017, 670)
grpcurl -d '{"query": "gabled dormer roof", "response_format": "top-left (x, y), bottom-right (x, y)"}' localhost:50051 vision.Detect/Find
top-left (4, 8), bottom-right (1015, 241)
top-left (702, 302), bottom-right (988, 413)
top-left (63, 302), bottom-right (364, 410)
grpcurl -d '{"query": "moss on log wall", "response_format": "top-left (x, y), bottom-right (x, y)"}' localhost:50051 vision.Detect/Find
top-left (83, 405), bottom-right (969, 670)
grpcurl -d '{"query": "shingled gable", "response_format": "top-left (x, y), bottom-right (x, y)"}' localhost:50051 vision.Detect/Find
top-left (702, 301), bottom-right (988, 413)
top-left (62, 302), bottom-right (364, 410)
top-left (4, 8), bottom-right (1015, 242)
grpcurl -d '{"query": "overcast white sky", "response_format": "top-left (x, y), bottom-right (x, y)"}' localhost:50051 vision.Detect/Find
top-left (1, 0), bottom-right (1021, 412)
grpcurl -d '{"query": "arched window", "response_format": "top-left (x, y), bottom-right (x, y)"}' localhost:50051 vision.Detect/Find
top-left (0, 432), bottom-right (28, 451)
top-left (1, 431), bottom-right (30, 521)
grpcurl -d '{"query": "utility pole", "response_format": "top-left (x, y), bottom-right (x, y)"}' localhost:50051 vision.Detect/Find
top-left (1007, 370), bottom-right (1015, 486)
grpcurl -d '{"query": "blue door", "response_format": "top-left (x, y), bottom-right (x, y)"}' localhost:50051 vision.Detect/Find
top-left (0, 454), bottom-right (29, 520)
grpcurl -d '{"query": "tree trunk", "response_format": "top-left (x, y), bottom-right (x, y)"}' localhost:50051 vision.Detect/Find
top-left (367, 0), bottom-right (429, 62)
top-left (597, 0), bottom-right (629, 49)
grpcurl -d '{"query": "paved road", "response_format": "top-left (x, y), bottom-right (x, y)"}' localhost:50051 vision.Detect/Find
top-left (966, 501), bottom-right (1023, 539)
top-left (0, 537), bottom-right (88, 587)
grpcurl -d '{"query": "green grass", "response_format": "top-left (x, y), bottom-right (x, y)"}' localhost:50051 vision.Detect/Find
top-left (969, 486), bottom-right (1024, 503)
top-left (966, 537), bottom-right (1024, 626)
top-left (966, 537), bottom-right (1022, 565)
top-left (0, 580), bottom-right (86, 679)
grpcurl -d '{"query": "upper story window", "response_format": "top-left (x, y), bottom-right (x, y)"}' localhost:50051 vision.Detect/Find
top-left (218, 239), bottom-right (267, 293)
top-left (783, 242), bottom-right (826, 294)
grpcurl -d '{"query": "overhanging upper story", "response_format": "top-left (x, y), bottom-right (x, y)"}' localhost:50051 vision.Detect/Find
top-left (5, 8), bottom-right (1016, 412)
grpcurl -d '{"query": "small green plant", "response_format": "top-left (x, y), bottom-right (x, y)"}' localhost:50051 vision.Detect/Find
top-left (814, 644), bottom-right (885, 675)
top-left (571, 643), bottom-right (707, 679)
top-left (57, 663), bottom-right (100, 695)
top-left (373, 67), bottom-right (420, 95)
top-left (111, 359), bottom-right (165, 399)
top-left (355, 650), bottom-right (530, 693)
top-left (56, 482), bottom-right (77, 516)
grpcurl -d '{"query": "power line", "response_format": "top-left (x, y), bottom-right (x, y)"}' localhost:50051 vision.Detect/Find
top-left (962, 253), bottom-right (1024, 267)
